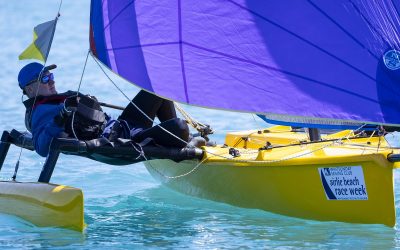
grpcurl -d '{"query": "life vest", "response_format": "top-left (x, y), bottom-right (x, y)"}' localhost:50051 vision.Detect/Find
top-left (23, 91), bottom-right (78, 132)
top-left (23, 91), bottom-right (107, 140)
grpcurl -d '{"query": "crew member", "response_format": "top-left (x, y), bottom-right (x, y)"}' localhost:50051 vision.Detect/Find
top-left (19, 62), bottom-right (190, 157)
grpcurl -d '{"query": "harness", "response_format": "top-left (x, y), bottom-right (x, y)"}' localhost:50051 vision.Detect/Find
top-left (23, 91), bottom-right (77, 132)
top-left (63, 94), bottom-right (107, 140)
top-left (24, 91), bottom-right (107, 140)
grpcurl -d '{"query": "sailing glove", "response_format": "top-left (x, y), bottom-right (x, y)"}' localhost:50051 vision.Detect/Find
top-left (54, 97), bottom-right (77, 127)
top-left (54, 108), bottom-right (69, 127)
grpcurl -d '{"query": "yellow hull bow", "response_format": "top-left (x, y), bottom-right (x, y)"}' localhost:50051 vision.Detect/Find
top-left (0, 181), bottom-right (85, 231)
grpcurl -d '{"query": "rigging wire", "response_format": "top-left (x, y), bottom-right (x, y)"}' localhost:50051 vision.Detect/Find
top-left (88, 54), bottom-right (397, 179)
top-left (90, 53), bottom-right (217, 178)
top-left (67, 50), bottom-right (91, 140)
top-left (75, 50), bottom-right (90, 96)
top-left (11, 135), bottom-right (26, 181)
top-left (89, 54), bottom-right (387, 155)
top-left (57, 0), bottom-right (63, 14)
top-left (14, 0), bottom-right (63, 180)
top-left (90, 53), bottom-right (191, 146)
top-left (11, 1), bottom-right (398, 181)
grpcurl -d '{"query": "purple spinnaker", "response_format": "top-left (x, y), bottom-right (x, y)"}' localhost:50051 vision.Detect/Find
top-left (90, 0), bottom-right (400, 127)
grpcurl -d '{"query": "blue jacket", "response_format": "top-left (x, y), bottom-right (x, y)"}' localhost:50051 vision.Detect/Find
top-left (23, 92), bottom-right (76, 157)
top-left (31, 103), bottom-right (64, 157)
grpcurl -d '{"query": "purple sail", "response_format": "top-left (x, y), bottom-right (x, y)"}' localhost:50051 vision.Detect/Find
top-left (90, 0), bottom-right (400, 127)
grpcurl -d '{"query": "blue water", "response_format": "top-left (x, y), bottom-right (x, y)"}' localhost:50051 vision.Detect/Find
top-left (1, 1), bottom-right (400, 249)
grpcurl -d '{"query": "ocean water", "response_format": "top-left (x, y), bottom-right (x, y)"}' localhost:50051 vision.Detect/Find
top-left (1, 1), bottom-right (400, 249)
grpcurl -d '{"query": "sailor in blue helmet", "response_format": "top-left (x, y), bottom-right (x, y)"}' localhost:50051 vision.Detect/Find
top-left (19, 62), bottom-right (192, 157)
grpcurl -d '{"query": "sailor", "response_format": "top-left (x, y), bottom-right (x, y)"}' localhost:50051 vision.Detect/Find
top-left (19, 62), bottom-right (190, 157)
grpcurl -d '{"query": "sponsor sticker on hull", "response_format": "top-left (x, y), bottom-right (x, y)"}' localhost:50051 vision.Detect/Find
top-left (318, 166), bottom-right (368, 200)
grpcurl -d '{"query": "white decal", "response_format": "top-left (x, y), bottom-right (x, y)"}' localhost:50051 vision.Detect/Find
top-left (383, 50), bottom-right (400, 70)
top-left (318, 166), bottom-right (368, 200)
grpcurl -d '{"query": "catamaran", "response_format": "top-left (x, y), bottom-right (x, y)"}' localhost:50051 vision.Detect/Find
top-left (1, 0), bottom-right (400, 231)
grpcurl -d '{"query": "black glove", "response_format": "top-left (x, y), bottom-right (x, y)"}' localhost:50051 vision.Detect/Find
top-left (54, 96), bottom-right (79, 127)
top-left (64, 96), bottom-right (78, 109)
top-left (53, 108), bottom-right (68, 127)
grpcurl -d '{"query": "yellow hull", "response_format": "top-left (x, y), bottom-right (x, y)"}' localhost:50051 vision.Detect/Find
top-left (0, 181), bottom-right (85, 231)
top-left (145, 138), bottom-right (396, 226)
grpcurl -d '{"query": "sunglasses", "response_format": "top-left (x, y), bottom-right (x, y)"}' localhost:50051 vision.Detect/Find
top-left (40, 73), bottom-right (54, 84)
top-left (27, 73), bottom-right (54, 86)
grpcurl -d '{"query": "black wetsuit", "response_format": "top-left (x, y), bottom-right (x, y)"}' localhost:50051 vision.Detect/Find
top-left (117, 90), bottom-right (189, 148)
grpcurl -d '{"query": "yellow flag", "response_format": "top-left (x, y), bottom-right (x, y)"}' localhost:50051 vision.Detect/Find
top-left (19, 19), bottom-right (58, 62)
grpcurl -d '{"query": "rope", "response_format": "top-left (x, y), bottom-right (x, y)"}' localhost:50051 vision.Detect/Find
top-left (174, 103), bottom-right (210, 133)
top-left (174, 103), bottom-right (196, 127)
top-left (202, 123), bottom-right (383, 164)
top-left (127, 142), bottom-right (146, 160)
top-left (90, 53), bottom-right (192, 147)
top-left (70, 112), bottom-right (79, 139)
top-left (146, 157), bottom-right (210, 179)
top-left (145, 130), bottom-right (389, 179)
top-left (148, 131), bottom-right (385, 178)
top-left (205, 138), bottom-right (389, 164)
top-left (205, 141), bottom-right (338, 163)
top-left (92, 62), bottom-right (396, 168)
top-left (89, 54), bottom-right (221, 178)
top-left (88, 53), bottom-right (397, 178)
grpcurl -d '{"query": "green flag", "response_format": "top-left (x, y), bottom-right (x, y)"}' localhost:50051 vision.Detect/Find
top-left (19, 19), bottom-right (58, 62)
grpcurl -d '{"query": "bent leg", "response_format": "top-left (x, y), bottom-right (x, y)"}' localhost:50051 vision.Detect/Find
top-left (134, 118), bottom-right (189, 148)
top-left (119, 90), bottom-right (177, 129)
top-left (157, 99), bottom-right (177, 122)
